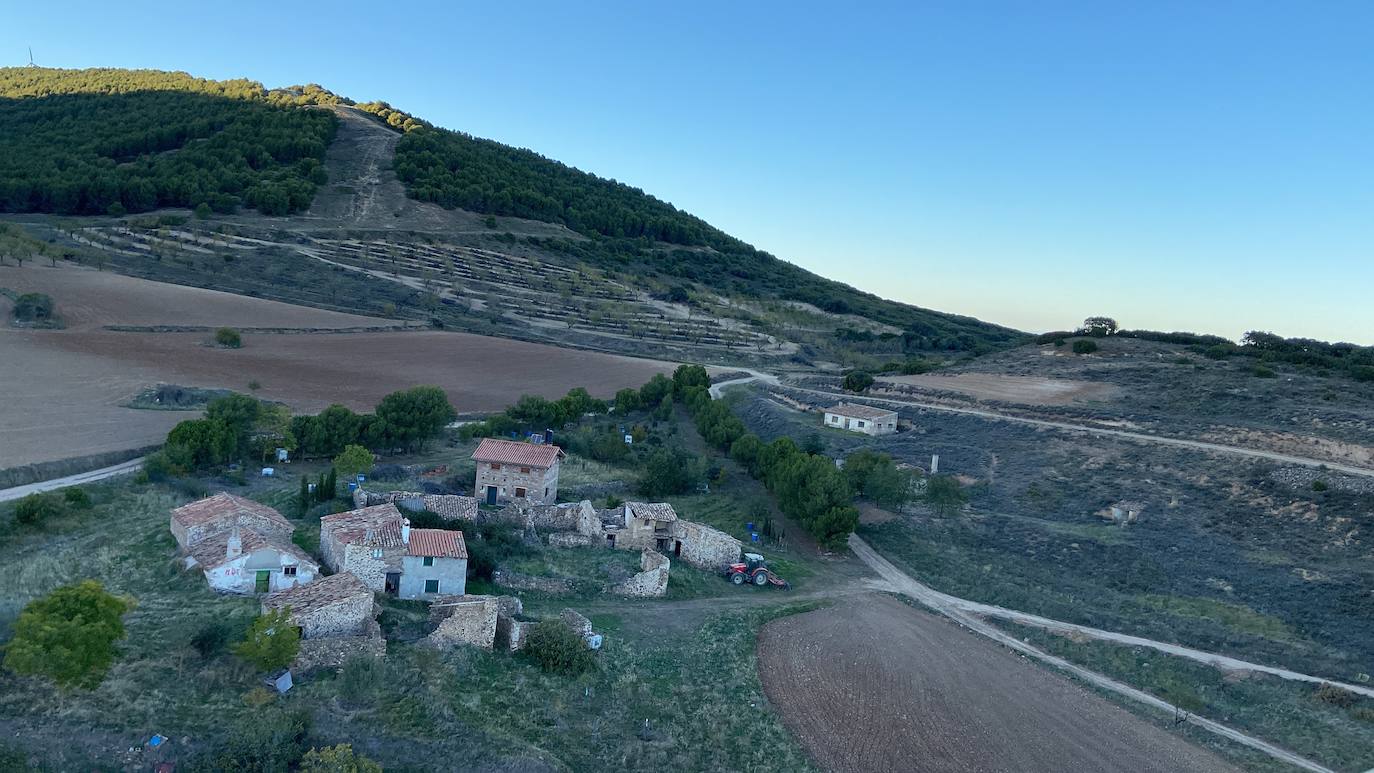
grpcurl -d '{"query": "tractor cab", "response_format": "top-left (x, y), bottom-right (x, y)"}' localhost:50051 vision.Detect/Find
top-left (743, 553), bottom-right (768, 572)
top-left (725, 552), bottom-right (789, 589)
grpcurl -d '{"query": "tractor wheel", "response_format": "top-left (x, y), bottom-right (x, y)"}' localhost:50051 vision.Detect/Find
top-left (754, 571), bottom-right (769, 586)
top-left (730, 573), bottom-right (745, 585)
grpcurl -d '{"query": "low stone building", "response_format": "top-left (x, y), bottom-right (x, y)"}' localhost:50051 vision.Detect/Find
top-left (427, 594), bottom-right (500, 649)
top-left (602, 502), bottom-right (741, 571)
top-left (399, 528), bottom-right (468, 600)
top-left (471, 438), bottom-right (564, 505)
top-left (823, 402), bottom-right (898, 435)
top-left (170, 492), bottom-right (294, 552)
top-left (612, 549), bottom-right (669, 597)
top-left (262, 572), bottom-right (384, 670)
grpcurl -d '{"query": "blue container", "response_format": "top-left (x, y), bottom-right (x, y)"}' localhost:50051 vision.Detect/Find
top-left (347, 482), bottom-right (358, 492)
top-left (356, 474), bottom-right (366, 483)
top-left (745, 522), bottom-right (755, 532)
top-left (750, 533), bottom-right (761, 543)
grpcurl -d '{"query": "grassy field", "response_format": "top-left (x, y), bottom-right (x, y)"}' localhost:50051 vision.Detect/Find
top-left (0, 430), bottom-right (824, 770)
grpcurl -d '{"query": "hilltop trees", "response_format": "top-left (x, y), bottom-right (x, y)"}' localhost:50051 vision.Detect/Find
top-left (0, 67), bottom-right (336, 216)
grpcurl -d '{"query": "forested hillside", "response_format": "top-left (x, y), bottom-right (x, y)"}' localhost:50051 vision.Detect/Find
top-left (394, 126), bottom-right (1022, 351)
top-left (0, 68), bottom-right (336, 216)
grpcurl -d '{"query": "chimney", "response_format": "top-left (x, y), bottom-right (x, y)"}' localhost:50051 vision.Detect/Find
top-left (226, 526), bottom-right (242, 560)
top-left (401, 518), bottom-right (411, 545)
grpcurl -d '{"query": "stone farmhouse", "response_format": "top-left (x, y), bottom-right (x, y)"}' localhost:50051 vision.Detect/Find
top-left (605, 502), bottom-right (741, 571)
top-left (170, 493), bottom-right (318, 594)
top-left (471, 437), bottom-right (564, 505)
top-left (823, 402), bottom-right (898, 435)
top-left (320, 503), bottom-right (467, 599)
top-left (261, 571), bottom-right (384, 670)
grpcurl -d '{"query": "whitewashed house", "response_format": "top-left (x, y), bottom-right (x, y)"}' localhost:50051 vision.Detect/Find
top-left (171, 493), bottom-right (317, 594)
top-left (823, 403), bottom-right (898, 435)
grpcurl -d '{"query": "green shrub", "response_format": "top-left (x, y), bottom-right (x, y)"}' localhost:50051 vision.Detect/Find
top-left (1071, 339), bottom-right (1098, 355)
top-left (3, 580), bottom-right (131, 688)
top-left (233, 609), bottom-right (300, 672)
top-left (214, 327), bottom-right (242, 348)
top-left (525, 620), bottom-right (596, 675)
top-left (1204, 344), bottom-right (1233, 360)
top-left (1313, 682), bottom-right (1357, 709)
top-left (1252, 365), bottom-right (1277, 378)
top-left (1312, 480), bottom-right (1328, 492)
top-left (190, 621), bottom-right (234, 658)
top-left (11, 292), bottom-right (55, 323)
top-left (14, 492), bottom-right (64, 526)
top-left (190, 708), bottom-right (311, 772)
top-left (61, 487), bottom-right (93, 509)
top-left (842, 370), bottom-right (875, 392)
top-left (300, 744), bottom-right (383, 773)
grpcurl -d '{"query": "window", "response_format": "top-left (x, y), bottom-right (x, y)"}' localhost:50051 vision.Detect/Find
top-left (544, 487), bottom-right (549, 497)
top-left (283, 565), bottom-right (297, 577)
top-left (520, 466), bottom-right (531, 474)
top-left (489, 463), bottom-right (502, 471)
top-left (515, 487), bottom-right (527, 498)
top-left (372, 548), bottom-right (383, 559)
top-left (422, 556), bottom-right (434, 567)
top-left (424, 579), bottom-right (440, 594)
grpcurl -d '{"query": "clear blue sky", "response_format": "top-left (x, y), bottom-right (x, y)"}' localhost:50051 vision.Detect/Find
top-left (7, 2), bottom-right (1372, 342)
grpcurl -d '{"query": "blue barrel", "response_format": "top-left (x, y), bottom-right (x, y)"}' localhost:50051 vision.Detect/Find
top-left (750, 533), bottom-right (761, 543)
top-left (746, 522), bottom-right (755, 532)
top-left (347, 482), bottom-right (358, 492)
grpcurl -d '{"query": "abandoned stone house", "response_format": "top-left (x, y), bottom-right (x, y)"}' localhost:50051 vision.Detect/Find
top-left (171, 493), bottom-right (317, 594)
top-left (823, 402), bottom-right (898, 435)
top-left (604, 502), bottom-right (742, 571)
top-left (320, 502), bottom-right (467, 599)
top-left (261, 571), bottom-right (384, 670)
top-left (471, 437), bottom-right (563, 505)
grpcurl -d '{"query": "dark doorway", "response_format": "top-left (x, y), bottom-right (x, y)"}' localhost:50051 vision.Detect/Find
top-left (655, 538), bottom-right (670, 552)
top-left (606, 533), bottom-right (616, 548)
top-left (384, 572), bottom-right (401, 595)
top-left (674, 540), bottom-right (683, 557)
top-left (485, 486), bottom-right (498, 506)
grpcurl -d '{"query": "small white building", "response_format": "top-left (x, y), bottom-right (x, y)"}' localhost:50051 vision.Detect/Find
top-left (184, 525), bottom-right (319, 594)
top-left (399, 527), bottom-right (468, 600)
top-left (823, 402), bottom-right (898, 435)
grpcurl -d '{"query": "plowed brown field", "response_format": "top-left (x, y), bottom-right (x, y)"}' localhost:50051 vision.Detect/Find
top-left (0, 266), bottom-right (674, 468)
top-left (756, 594), bottom-right (1235, 773)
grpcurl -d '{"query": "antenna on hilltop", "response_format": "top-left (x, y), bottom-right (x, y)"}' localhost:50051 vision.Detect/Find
top-left (28, 47), bottom-right (36, 66)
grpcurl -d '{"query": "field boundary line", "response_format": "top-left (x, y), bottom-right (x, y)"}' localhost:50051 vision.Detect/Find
top-left (850, 534), bottom-right (1339, 773)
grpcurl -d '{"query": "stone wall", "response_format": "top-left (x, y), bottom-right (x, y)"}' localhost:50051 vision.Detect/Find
top-left (497, 616), bottom-right (534, 651)
top-left (426, 595), bottom-right (499, 649)
top-left (491, 569), bottom-right (572, 594)
top-left (294, 623), bottom-right (386, 672)
top-left (675, 520), bottom-right (742, 571)
top-left (549, 533), bottom-right (601, 548)
top-left (559, 608), bottom-right (593, 639)
top-left (612, 549), bottom-right (669, 597)
top-left (524, 500), bottom-right (601, 535)
top-left (296, 595), bottom-right (375, 639)
top-left (475, 460), bottom-right (559, 505)
top-left (354, 489), bottom-right (478, 523)
top-left (341, 543), bottom-right (402, 592)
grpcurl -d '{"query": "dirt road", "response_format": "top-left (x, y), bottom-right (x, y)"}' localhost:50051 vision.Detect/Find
top-left (849, 536), bottom-right (1338, 772)
top-left (757, 594), bottom-right (1238, 773)
top-left (0, 458), bottom-right (145, 502)
top-left (785, 384), bottom-right (1374, 479)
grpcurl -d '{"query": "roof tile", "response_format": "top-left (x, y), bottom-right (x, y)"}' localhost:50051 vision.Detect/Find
top-left (471, 438), bottom-right (563, 468)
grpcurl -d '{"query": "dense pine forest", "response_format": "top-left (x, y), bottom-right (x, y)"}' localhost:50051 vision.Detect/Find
top-left (393, 126), bottom-right (1022, 350)
top-left (0, 68), bottom-right (336, 216)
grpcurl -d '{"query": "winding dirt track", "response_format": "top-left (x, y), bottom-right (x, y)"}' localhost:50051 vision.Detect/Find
top-left (758, 594), bottom-right (1238, 773)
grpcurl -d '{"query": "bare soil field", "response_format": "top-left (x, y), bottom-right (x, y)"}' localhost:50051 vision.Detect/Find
top-left (1, 324), bottom-right (673, 467)
top-left (877, 373), bottom-right (1118, 406)
top-left (757, 594), bottom-right (1235, 773)
top-left (0, 264), bottom-right (402, 330)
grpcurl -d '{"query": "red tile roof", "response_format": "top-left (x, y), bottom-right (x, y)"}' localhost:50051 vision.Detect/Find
top-left (471, 438), bottom-right (563, 468)
top-left (186, 527), bottom-right (317, 570)
top-left (407, 528), bottom-right (467, 559)
top-left (171, 492), bottom-right (293, 531)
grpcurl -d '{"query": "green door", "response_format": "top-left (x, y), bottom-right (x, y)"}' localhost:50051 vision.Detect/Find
top-left (255, 570), bottom-right (271, 593)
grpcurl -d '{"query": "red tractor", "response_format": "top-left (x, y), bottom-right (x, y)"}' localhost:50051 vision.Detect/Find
top-left (725, 553), bottom-right (789, 589)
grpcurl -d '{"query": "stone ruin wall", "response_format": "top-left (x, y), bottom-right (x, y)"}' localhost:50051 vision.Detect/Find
top-left (426, 595), bottom-right (499, 650)
top-left (675, 520), bottom-right (742, 571)
top-left (612, 549), bottom-right (669, 598)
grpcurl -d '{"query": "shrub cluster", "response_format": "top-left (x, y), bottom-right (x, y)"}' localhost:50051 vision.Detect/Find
top-left (525, 619), bottom-right (596, 675)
